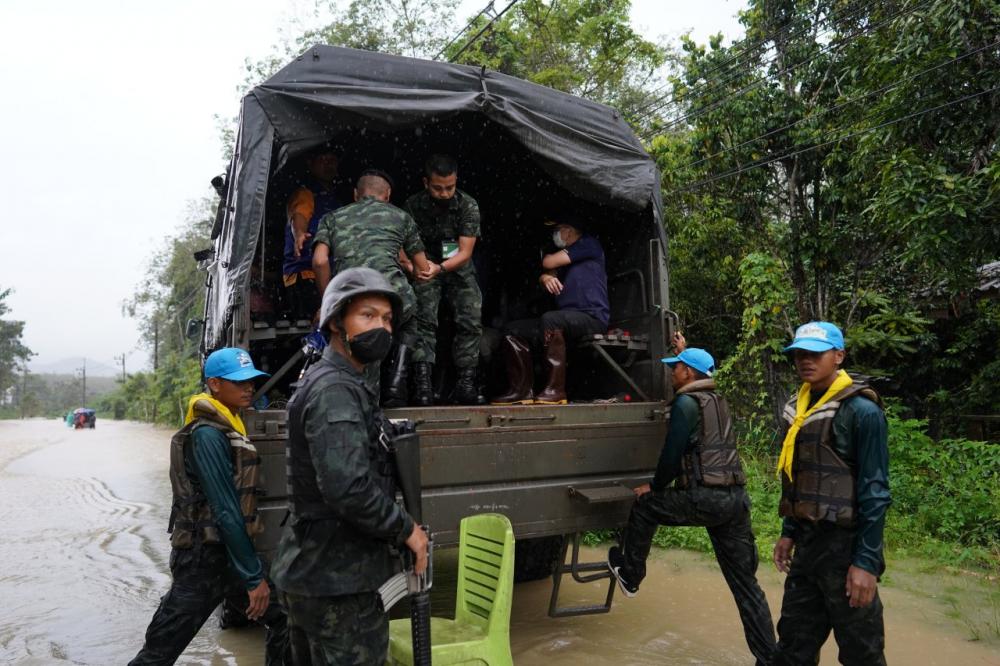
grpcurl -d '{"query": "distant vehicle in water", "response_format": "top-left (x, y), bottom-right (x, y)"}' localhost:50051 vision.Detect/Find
top-left (73, 408), bottom-right (96, 429)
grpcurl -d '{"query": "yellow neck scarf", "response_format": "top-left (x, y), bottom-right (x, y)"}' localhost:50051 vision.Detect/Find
top-left (777, 369), bottom-right (853, 481)
top-left (184, 392), bottom-right (247, 437)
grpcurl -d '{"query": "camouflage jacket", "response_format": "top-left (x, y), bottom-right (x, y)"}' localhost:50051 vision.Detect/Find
top-left (404, 189), bottom-right (480, 263)
top-left (270, 347), bottom-right (414, 596)
top-left (313, 196), bottom-right (425, 297)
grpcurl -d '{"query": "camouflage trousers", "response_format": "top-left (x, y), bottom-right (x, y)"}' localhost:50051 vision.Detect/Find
top-left (620, 485), bottom-right (776, 666)
top-left (773, 525), bottom-right (886, 665)
top-left (413, 267), bottom-right (482, 368)
top-left (281, 590), bottom-right (388, 666)
top-left (129, 545), bottom-right (290, 666)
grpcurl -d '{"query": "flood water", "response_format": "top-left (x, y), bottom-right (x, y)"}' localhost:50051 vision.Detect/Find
top-left (1, 419), bottom-right (997, 665)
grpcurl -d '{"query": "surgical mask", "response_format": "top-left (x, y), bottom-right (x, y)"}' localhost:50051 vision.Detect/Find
top-left (552, 230), bottom-right (567, 249)
top-left (346, 327), bottom-right (392, 364)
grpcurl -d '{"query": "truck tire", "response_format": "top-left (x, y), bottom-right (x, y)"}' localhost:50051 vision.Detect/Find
top-left (514, 535), bottom-right (564, 583)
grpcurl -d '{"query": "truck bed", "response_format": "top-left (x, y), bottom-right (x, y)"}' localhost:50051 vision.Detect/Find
top-left (248, 401), bottom-right (666, 555)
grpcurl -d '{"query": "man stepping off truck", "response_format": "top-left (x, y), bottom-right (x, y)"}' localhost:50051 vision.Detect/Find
top-left (608, 334), bottom-right (776, 666)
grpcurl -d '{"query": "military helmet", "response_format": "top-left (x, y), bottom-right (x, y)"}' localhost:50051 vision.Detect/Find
top-left (319, 267), bottom-right (403, 329)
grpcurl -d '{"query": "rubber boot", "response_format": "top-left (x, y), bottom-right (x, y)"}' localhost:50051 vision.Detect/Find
top-left (535, 329), bottom-right (567, 404)
top-left (412, 362), bottom-right (434, 407)
top-left (454, 367), bottom-right (486, 405)
top-left (492, 335), bottom-right (535, 404)
top-left (381, 341), bottom-right (410, 408)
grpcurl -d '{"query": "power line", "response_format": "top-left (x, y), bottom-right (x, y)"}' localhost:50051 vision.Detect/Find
top-left (671, 39), bottom-right (1000, 175)
top-left (449, 0), bottom-right (520, 62)
top-left (664, 84), bottom-right (999, 196)
top-left (637, 0), bottom-right (934, 135)
top-left (434, 1), bottom-right (496, 61)
top-left (631, 0), bottom-right (874, 120)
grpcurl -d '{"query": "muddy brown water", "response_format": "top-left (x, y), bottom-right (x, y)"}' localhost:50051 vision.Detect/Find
top-left (1, 419), bottom-right (997, 665)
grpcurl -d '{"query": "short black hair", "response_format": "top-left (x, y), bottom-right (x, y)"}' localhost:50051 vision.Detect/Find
top-left (357, 168), bottom-right (395, 191)
top-left (425, 154), bottom-right (458, 178)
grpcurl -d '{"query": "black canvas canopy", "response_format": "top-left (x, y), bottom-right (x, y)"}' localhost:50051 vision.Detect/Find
top-left (207, 44), bottom-right (665, 348)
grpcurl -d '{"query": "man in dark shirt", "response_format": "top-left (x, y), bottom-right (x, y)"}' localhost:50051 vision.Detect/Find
top-left (494, 217), bottom-right (609, 405)
top-left (772, 321), bottom-right (891, 665)
top-left (271, 267), bottom-right (428, 665)
top-left (606, 335), bottom-right (776, 665)
top-left (282, 148), bottom-right (341, 321)
top-left (130, 348), bottom-right (289, 665)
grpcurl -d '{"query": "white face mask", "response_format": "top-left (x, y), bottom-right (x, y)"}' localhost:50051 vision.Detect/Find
top-left (552, 230), bottom-right (567, 249)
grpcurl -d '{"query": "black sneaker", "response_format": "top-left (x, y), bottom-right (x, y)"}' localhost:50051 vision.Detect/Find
top-left (607, 546), bottom-right (639, 598)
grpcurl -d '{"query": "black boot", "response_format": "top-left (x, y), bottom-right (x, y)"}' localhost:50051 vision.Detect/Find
top-left (454, 367), bottom-right (486, 405)
top-left (381, 341), bottom-right (410, 408)
top-left (412, 362), bottom-right (434, 407)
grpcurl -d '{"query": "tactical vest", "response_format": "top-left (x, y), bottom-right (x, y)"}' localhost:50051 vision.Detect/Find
top-left (285, 359), bottom-right (396, 522)
top-left (778, 381), bottom-right (882, 527)
top-left (675, 379), bottom-right (746, 488)
top-left (168, 418), bottom-right (263, 549)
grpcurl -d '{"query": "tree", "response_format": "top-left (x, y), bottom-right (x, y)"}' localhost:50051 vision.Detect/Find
top-left (645, 0), bottom-right (1000, 426)
top-left (0, 287), bottom-right (34, 402)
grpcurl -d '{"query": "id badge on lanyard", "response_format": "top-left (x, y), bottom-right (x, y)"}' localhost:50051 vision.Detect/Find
top-left (441, 240), bottom-right (459, 259)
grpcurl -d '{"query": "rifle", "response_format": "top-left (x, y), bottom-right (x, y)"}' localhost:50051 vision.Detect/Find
top-left (377, 419), bottom-right (433, 666)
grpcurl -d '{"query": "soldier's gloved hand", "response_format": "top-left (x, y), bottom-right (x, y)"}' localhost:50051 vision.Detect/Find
top-left (845, 565), bottom-right (878, 608)
top-left (246, 580), bottom-right (270, 621)
top-left (406, 524), bottom-right (430, 575)
top-left (773, 537), bottom-right (794, 573)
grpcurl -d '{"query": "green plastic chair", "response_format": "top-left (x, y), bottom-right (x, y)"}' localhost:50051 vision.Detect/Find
top-left (388, 513), bottom-right (515, 666)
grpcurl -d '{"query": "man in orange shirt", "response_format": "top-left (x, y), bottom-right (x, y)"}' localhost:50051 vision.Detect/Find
top-left (282, 148), bottom-right (341, 321)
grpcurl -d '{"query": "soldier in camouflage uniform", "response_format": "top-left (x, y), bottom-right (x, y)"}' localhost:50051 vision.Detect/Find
top-left (608, 335), bottom-right (776, 666)
top-left (404, 154), bottom-right (484, 405)
top-left (312, 170), bottom-right (430, 407)
top-left (271, 267), bottom-right (429, 666)
top-left (772, 322), bottom-right (890, 666)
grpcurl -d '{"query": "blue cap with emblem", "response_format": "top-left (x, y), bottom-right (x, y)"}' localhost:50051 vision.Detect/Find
top-left (661, 348), bottom-right (716, 377)
top-left (783, 321), bottom-right (845, 353)
top-left (203, 347), bottom-right (270, 381)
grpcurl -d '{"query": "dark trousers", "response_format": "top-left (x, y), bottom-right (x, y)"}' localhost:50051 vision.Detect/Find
top-left (773, 525), bottom-right (886, 665)
top-left (621, 485), bottom-right (776, 666)
top-left (129, 546), bottom-right (289, 666)
top-left (505, 309), bottom-right (605, 348)
top-left (281, 590), bottom-right (388, 666)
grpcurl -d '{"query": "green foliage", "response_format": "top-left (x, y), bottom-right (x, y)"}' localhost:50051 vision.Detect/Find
top-left (450, 0), bottom-right (668, 119)
top-left (649, 0), bottom-right (999, 429)
top-left (0, 287), bottom-right (34, 398)
top-left (886, 406), bottom-right (1000, 551)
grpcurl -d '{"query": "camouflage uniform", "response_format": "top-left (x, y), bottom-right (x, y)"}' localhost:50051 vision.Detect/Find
top-left (271, 346), bottom-right (414, 665)
top-left (312, 196), bottom-right (424, 346)
top-left (404, 189), bottom-right (482, 368)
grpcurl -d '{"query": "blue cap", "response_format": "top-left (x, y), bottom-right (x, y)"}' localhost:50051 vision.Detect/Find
top-left (661, 348), bottom-right (716, 377)
top-left (783, 321), bottom-right (845, 353)
top-left (203, 348), bottom-right (270, 381)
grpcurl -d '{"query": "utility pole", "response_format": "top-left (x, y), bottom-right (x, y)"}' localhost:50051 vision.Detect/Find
top-left (114, 353), bottom-right (126, 382)
top-left (77, 358), bottom-right (87, 408)
top-left (20, 363), bottom-right (28, 419)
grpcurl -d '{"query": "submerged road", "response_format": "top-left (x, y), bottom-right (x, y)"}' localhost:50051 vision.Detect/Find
top-left (0, 419), bottom-right (997, 665)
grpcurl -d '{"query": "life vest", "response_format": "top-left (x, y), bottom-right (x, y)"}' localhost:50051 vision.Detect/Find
top-left (778, 380), bottom-right (882, 527)
top-left (167, 413), bottom-right (263, 549)
top-left (675, 379), bottom-right (747, 488)
top-left (285, 358), bottom-right (396, 523)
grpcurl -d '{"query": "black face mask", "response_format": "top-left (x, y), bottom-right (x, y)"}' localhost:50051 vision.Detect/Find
top-left (346, 327), bottom-right (392, 364)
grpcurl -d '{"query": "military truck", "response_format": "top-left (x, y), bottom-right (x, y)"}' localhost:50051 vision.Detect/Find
top-left (199, 45), bottom-right (675, 615)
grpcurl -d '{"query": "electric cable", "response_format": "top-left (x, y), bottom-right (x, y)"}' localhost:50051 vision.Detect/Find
top-left (664, 84), bottom-right (999, 195)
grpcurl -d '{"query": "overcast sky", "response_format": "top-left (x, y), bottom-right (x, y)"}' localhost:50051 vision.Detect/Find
top-left (0, 0), bottom-right (746, 375)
